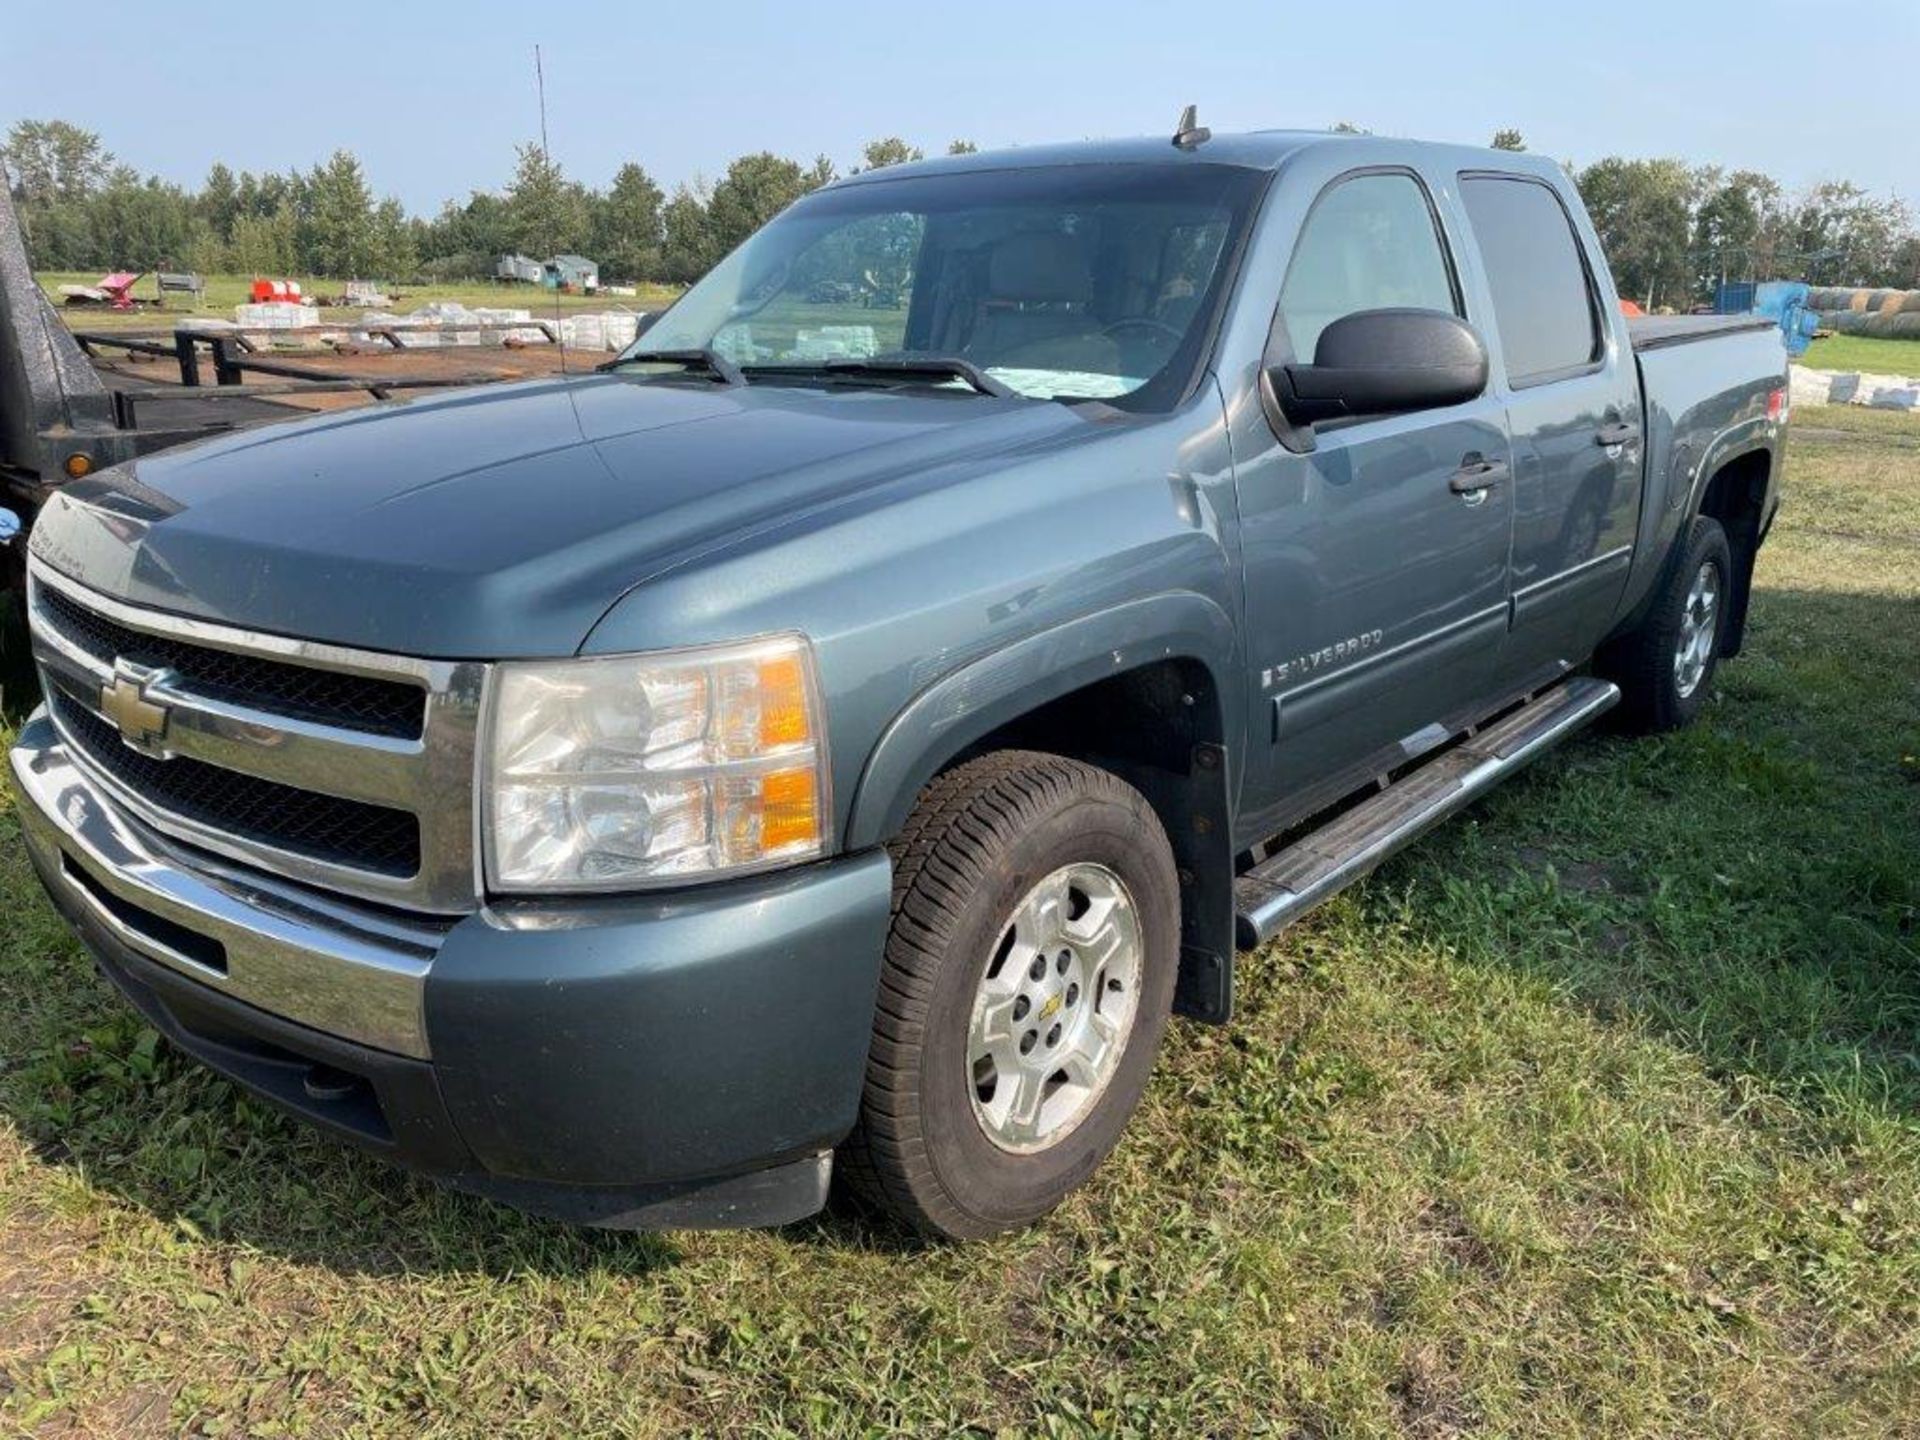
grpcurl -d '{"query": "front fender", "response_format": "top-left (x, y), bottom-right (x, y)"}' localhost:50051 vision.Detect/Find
top-left (844, 591), bottom-right (1242, 851)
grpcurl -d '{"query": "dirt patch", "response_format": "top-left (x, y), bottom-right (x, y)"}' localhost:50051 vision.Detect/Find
top-left (1391, 1339), bottom-right (1481, 1439)
top-left (1513, 844), bottom-right (1624, 895)
top-left (1411, 1197), bottom-right (1499, 1277)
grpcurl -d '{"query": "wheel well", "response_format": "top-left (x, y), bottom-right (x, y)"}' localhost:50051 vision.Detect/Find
top-left (1696, 450), bottom-right (1770, 658)
top-left (937, 658), bottom-right (1236, 1024)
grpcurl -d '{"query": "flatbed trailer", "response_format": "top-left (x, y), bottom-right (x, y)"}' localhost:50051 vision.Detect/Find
top-left (0, 163), bottom-right (595, 598)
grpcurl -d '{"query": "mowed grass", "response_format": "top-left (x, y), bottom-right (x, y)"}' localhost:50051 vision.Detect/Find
top-left (33, 272), bottom-right (682, 333)
top-left (1801, 332), bottom-right (1920, 376)
top-left (0, 409), bottom-right (1917, 1437)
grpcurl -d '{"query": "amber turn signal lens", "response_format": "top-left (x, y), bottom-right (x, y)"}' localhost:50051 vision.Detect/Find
top-left (63, 453), bottom-right (93, 479)
top-left (756, 652), bottom-right (813, 749)
top-left (758, 765), bottom-right (821, 851)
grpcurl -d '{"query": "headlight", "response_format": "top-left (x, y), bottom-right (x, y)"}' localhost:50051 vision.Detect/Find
top-left (483, 633), bottom-right (829, 891)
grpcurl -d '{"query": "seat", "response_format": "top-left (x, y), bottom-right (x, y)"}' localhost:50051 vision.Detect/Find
top-left (967, 233), bottom-right (1121, 376)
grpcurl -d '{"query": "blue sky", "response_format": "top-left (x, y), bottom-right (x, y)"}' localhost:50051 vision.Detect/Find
top-left (3, 0), bottom-right (1913, 211)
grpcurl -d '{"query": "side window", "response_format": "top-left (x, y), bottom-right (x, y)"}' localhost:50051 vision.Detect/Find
top-left (1277, 172), bottom-right (1458, 359)
top-left (1459, 176), bottom-right (1601, 385)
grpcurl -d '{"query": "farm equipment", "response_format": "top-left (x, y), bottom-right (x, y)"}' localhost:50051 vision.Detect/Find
top-left (55, 271), bottom-right (145, 309)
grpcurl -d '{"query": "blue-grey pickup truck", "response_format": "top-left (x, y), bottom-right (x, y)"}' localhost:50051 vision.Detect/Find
top-left (6, 123), bottom-right (1787, 1238)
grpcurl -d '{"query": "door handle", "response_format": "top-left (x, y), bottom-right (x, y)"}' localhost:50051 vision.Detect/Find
top-left (1594, 420), bottom-right (1639, 447)
top-left (1448, 457), bottom-right (1508, 495)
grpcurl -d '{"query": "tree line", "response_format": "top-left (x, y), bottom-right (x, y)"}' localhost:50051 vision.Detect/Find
top-left (5, 117), bottom-right (1917, 305)
top-left (1, 120), bottom-right (973, 287)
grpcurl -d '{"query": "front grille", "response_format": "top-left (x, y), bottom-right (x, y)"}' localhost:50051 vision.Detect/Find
top-left (39, 586), bottom-right (425, 740)
top-left (52, 693), bottom-right (422, 878)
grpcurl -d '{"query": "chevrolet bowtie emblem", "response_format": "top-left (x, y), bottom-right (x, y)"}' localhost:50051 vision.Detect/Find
top-left (100, 664), bottom-right (170, 751)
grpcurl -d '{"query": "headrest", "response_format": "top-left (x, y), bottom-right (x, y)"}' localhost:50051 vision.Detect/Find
top-left (988, 232), bottom-right (1094, 305)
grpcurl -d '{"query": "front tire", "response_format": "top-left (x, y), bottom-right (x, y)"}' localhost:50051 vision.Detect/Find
top-left (1600, 514), bottom-right (1733, 733)
top-left (838, 751), bottom-right (1179, 1239)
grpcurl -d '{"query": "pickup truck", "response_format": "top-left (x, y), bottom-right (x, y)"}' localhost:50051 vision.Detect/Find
top-left (6, 126), bottom-right (1787, 1239)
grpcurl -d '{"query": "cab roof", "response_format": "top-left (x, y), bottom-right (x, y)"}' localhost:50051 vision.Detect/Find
top-left (830, 130), bottom-right (1564, 187)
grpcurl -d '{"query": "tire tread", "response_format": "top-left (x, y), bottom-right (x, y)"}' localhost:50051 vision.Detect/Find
top-left (838, 750), bottom-right (1163, 1236)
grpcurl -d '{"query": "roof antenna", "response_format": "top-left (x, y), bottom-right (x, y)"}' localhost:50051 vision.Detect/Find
top-left (535, 43), bottom-right (567, 377)
top-left (1172, 104), bottom-right (1211, 151)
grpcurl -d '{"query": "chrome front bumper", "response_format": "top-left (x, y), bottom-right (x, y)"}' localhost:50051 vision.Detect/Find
top-left (11, 709), bottom-right (446, 1058)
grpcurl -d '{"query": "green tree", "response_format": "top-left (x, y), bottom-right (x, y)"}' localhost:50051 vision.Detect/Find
top-left (17, 201), bottom-right (95, 269)
top-left (1576, 156), bottom-right (1698, 309)
top-left (198, 161), bottom-right (241, 242)
top-left (301, 150), bottom-right (379, 276)
top-left (370, 196), bottom-right (417, 280)
top-left (4, 119), bottom-right (114, 268)
top-left (1692, 169), bottom-right (1783, 295)
top-left (87, 165), bottom-right (201, 269)
top-left (858, 137), bottom-right (923, 172)
top-left (1892, 234), bottom-right (1920, 288)
top-left (705, 152), bottom-right (816, 259)
top-left (947, 139), bottom-right (979, 156)
top-left (2, 119), bottom-right (111, 203)
top-left (420, 192), bottom-right (513, 267)
top-left (1491, 128), bottom-right (1527, 152)
top-left (504, 142), bottom-right (590, 257)
top-left (592, 162), bottom-right (664, 283)
top-left (659, 182), bottom-right (713, 283)
top-left (228, 205), bottom-right (298, 276)
top-left (1791, 181), bottom-right (1912, 285)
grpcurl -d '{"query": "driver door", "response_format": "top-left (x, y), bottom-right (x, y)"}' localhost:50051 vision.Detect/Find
top-left (1233, 169), bottom-right (1515, 841)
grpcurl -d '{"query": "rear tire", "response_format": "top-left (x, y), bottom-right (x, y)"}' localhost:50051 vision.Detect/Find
top-left (1599, 514), bottom-right (1732, 733)
top-left (838, 751), bottom-right (1179, 1239)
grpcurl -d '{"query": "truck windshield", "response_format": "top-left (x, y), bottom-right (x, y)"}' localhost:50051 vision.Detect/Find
top-left (624, 163), bottom-right (1265, 407)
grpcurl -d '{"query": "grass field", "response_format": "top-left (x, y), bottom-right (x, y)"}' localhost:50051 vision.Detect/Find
top-left (1801, 333), bottom-right (1920, 375)
top-left (1, 408), bottom-right (1917, 1436)
top-left (33, 272), bottom-right (683, 333)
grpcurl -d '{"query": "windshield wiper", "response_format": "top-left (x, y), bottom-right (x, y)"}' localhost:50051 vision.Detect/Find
top-left (597, 348), bottom-right (744, 386)
top-left (743, 356), bottom-right (1015, 399)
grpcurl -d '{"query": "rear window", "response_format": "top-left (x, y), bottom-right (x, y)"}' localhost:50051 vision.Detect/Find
top-left (1459, 176), bottom-right (1601, 385)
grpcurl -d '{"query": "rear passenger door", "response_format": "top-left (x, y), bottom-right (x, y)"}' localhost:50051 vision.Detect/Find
top-left (1456, 174), bottom-right (1642, 690)
top-left (1234, 169), bottom-right (1514, 842)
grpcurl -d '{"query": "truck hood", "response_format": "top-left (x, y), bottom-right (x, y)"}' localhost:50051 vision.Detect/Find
top-left (31, 374), bottom-right (1090, 656)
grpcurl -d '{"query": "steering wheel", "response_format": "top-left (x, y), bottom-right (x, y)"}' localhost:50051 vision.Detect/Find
top-left (1102, 317), bottom-right (1183, 344)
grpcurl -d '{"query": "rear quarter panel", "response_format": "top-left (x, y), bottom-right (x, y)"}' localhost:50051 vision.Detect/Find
top-left (1616, 327), bottom-right (1787, 627)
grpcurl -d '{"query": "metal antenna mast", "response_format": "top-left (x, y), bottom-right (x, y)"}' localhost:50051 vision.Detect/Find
top-left (534, 44), bottom-right (566, 374)
top-left (535, 44), bottom-right (551, 160)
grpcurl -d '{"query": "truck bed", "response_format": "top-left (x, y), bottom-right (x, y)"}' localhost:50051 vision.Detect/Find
top-left (1627, 314), bottom-right (1775, 352)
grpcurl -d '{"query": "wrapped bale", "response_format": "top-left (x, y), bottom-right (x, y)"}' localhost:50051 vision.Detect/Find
top-left (1901, 292), bottom-right (1920, 314)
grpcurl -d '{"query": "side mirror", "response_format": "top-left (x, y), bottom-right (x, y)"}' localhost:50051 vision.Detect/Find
top-left (1271, 308), bottom-right (1488, 428)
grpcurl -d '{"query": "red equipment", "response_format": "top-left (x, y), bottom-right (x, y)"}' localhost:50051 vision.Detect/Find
top-left (98, 272), bottom-right (144, 310)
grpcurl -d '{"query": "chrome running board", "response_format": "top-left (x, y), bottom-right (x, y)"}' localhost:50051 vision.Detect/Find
top-left (1234, 677), bottom-right (1619, 949)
